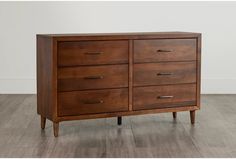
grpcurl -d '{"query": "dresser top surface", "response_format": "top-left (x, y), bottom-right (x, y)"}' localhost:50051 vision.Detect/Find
top-left (37, 31), bottom-right (201, 38)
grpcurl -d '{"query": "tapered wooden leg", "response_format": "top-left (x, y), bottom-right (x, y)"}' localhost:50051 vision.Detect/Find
top-left (172, 112), bottom-right (177, 119)
top-left (117, 116), bottom-right (122, 125)
top-left (53, 122), bottom-right (59, 137)
top-left (190, 110), bottom-right (195, 124)
top-left (41, 116), bottom-right (46, 129)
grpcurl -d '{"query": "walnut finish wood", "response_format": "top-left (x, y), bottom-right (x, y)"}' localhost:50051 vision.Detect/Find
top-left (39, 32), bottom-right (202, 40)
top-left (41, 116), bottom-right (46, 129)
top-left (58, 64), bottom-right (128, 91)
top-left (58, 40), bottom-right (128, 66)
top-left (37, 32), bottom-right (201, 137)
top-left (37, 36), bottom-right (57, 121)
top-left (128, 40), bottom-right (133, 111)
top-left (196, 35), bottom-right (202, 109)
top-left (134, 39), bottom-right (196, 63)
top-left (133, 84), bottom-right (196, 111)
top-left (133, 61), bottom-right (196, 86)
top-left (58, 88), bottom-right (128, 116)
top-left (53, 122), bottom-right (59, 137)
top-left (58, 106), bottom-right (198, 122)
top-left (190, 110), bottom-right (195, 124)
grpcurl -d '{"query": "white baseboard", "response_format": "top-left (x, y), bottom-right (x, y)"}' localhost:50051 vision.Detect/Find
top-left (201, 79), bottom-right (236, 94)
top-left (0, 79), bottom-right (36, 94)
top-left (0, 78), bottom-right (236, 94)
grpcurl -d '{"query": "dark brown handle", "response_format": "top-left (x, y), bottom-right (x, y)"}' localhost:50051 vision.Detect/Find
top-left (156, 49), bottom-right (173, 53)
top-left (157, 96), bottom-right (174, 99)
top-left (84, 52), bottom-right (103, 55)
top-left (157, 72), bottom-right (173, 76)
top-left (83, 75), bottom-right (104, 80)
top-left (82, 100), bottom-right (104, 104)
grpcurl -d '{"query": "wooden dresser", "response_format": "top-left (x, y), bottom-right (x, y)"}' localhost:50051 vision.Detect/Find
top-left (37, 32), bottom-right (201, 137)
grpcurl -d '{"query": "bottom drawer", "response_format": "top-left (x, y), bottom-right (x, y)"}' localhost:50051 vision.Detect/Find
top-left (58, 88), bottom-right (128, 116)
top-left (133, 84), bottom-right (196, 111)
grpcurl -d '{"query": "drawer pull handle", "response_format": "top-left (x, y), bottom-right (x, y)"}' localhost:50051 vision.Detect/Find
top-left (83, 100), bottom-right (104, 104)
top-left (84, 52), bottom-right (103, 55)
top-left (157, 96), bottom-right (174, 99)
top-left (157, 72), bottom-right (173, 76)
top-left (84, 75), bottom-right (104, 80)
top-left (156, 49), bottom-right (173, 53)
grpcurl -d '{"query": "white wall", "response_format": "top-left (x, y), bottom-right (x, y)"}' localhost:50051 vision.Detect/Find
top-left (0, 1), bottom-right (236, 94)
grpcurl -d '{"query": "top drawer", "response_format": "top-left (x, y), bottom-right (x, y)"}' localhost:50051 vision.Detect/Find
top-left (134, 39), bottom-right (196, 63)
top-left (58, 40), bottom-right (128, 66)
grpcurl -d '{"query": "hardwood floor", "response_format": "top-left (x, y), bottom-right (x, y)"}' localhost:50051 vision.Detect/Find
top-left (0, 94), bottom-right (236, 157)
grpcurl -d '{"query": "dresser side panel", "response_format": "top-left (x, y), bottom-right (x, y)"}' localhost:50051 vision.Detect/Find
top-left (196, 34), bottom-right (202, 109)
top-left (37, 35), bottom-right (56, 121)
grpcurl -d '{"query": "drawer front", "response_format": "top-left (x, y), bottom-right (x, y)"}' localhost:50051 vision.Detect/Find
top-left (58, 40), bottom-right (128, 66)
top-left (58, 88), bottom-right (128, 116)
top-left (133, 84), bottom-right (196, 110)
top-left (58, 65), bottom-right (128, 91)
top-left (134, 39), bottom-right (196, 63)
top-left (134, 62), bottom-right (196, 86)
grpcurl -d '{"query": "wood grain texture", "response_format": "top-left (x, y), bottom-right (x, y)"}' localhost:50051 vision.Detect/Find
top-left (196, 35), bottom-right (202, 109)
top-left (58, 40), bottom-right (128, 66)
top-left (134, 39), bottom-right (196, 63)
top-left (53, 122), bottom-right (59, 137)
top-left (58, 64), bottom-right (128, 91)
top-left (58, 88), bottom-right (128, 116)
top-left (190, 110), bottom-right (195, 124)
top-left (133, 61), bottom-right (196, 86)
top-left (58, 106), bottom-right (198, 122)
top-left (41, 116), bottom-right (46, 129)
top-left (133, 84), bottom-right (196, 111)
top-left (38, 32), bottom-right (201, 41)
top-left (128, 40), bottom-right (133, 111)
top-left (37, 32), bottom-right (201, 136)
top-left (37, 36), bottom-right (56, 121)
top-left (1, 95), bottom-right (236, 157)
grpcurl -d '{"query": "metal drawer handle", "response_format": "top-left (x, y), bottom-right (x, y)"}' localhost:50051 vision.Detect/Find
top-left (83, 75), bottom-right (104, 80)
top-left (156, 49), bottom-right (173, 53)
top-left (84, 52), bottom-right (103, 55)
top-left (157, 96), bottom-right (174, 99)
top-left (83, 100), bottom-right (104, 104)
top-left (157, 72), bottom-right (173, 76)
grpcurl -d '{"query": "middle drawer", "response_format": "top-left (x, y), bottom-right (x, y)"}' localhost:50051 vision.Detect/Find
top-left (58, 65), bottom-right (128, 92)
top-left (134, 61), bottom-right (196, 86)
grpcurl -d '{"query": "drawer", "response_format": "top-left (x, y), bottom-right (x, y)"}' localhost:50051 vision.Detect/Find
top-left (58, 88), bottom-right (128, 116)
top-left (58, 65), bottom-right (128, 91)
top-left (134, 39), bottom-right (196, 63)
top-left (133, 84), bottom-right (196, 111)
top-left (58, 40), bottom-right (128, 66)
top-left (134, 62), bottom-right (196, 86)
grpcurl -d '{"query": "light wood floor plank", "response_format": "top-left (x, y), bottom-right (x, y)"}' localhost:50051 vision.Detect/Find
top-left (0, 94), bottom-right (236, 157)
